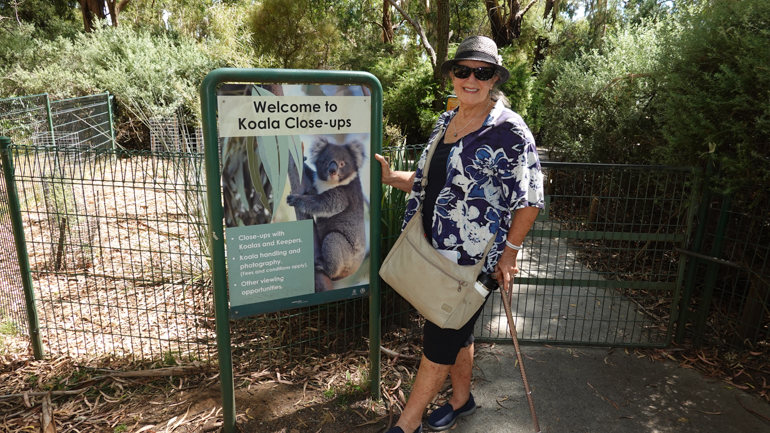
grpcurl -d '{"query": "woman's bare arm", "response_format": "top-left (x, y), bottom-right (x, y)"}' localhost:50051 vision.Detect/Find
top-left (374, 153), bottom-right (416, 193)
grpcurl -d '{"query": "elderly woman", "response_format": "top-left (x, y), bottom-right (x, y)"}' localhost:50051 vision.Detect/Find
top-left (374, 36), bottom-right (544, 432)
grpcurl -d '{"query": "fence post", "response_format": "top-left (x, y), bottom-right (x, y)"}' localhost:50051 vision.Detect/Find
top-left (107, 93), bottom-right (116, 149)
top-left (692, 194), bottom-right (732, 347)
top-left (44, 94), bottom-right (56, 148)
top-left (675, 163), bottom-right (712, 344)
top-left (0, 136), bottom-right (44, 359)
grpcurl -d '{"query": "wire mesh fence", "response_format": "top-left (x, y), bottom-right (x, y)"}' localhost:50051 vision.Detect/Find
top-left (1, 94), bottom-right (767, 366)
top-left (0, 157), bottom-right (28, 336)
top-left (5, 143), bottom-right (373, 365)
top-left (681, 195), bottom-right (770, 351)
top-left (377, 143), bottom-right (425, 337)
top-left (477, 163), bottom-right (698, 347)
top-left (48, 93), bottom-right (113, 150)
top-left (0, 94), bottom-right (51, 148)
top-left (10, 145), bottom-right (214, 359)
top-left (149, 116), bottom-right (203, 153)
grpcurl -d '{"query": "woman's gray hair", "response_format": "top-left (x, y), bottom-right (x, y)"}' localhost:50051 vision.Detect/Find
top-left (491, 83), bottom-right (510, 108)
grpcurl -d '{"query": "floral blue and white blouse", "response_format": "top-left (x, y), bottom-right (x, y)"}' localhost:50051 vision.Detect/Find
top-left (402, 100), bottom-right (545, 273)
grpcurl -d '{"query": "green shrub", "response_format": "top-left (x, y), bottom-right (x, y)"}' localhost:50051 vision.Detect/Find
top-left (368, 46), bottom-right (438, 144)
top-left (532, 20), bottom-right (665, 163)
top-left (0, 23), bottom-right (221, 148)
top-left (498, 45), bottom-right (535, 117)
top-left (653, 0), bottom-right (770, 199)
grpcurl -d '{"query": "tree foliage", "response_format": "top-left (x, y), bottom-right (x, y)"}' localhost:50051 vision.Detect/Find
top-left (248, 0), bottom-right (341, 69)
top-left (533, 20), bottom-right (663, 163)
top-left (0, 0), bottom-right (80, 38)
top-left (654, 0), bottom-right (770, 198)
top-left (0, 0), bottom-right (767, 197)
top-left (0, 22), bottom-right (220, 146)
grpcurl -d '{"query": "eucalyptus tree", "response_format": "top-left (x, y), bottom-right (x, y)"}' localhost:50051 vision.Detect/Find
top-left (249, 0), bottom-right (341, 69)
top-left (77, 0), bottom-right (130, 32)
top-left (484, 0), bottom-right (541, 47)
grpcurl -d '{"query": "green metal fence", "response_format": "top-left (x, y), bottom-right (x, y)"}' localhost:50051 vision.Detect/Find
top-left (677, 194), bottom-right (770, 351)
top-left (48, 93), bottom-right (115, 149)
top-left (7, 145), bottom-right (214, 359)
top-left (1, 92), bottom-right (767, 365)
top-left (1, 94), bottom-right (51, 340)
top-left (0, 151), bottom-right (29, 335)
top-left (2, 142), bottom-right (373, 364)
top-left (0, 94), bottom-right (52, 148)
top-left (477, 162), bottom-right (698, 347)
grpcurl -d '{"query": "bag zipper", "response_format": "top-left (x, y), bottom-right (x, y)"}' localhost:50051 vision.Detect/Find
top-left (405, 235), bottom-right (468, 292)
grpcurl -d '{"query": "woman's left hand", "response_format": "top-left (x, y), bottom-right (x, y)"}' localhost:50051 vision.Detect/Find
top-left (493, 249), bottom-right (519, 294)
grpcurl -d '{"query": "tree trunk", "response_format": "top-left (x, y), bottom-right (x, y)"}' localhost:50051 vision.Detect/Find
top-left (106, 0), bottom-right (118, 27)
top-left (433, 0), bottom-right (451, 109)
top-left (484, 0), bottom-right (540, 47)
top-left (382, 0), bottom-right (393, 43)
top-left (79, 0), bottom-right (129, 31)
top-left (434, 0), bottom-right (450, 83)
top-left (532, 0), bottom-right (557, 71)
top-left (79, 0), bottom-right (106, 33)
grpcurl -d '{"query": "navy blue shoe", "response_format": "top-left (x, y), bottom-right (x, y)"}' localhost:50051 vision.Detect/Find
top-left (427, 393), bottom-right (477, 431)
top-left (385, 423), bottom-right (422, 433)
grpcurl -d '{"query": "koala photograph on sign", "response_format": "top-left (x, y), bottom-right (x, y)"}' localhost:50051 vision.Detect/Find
top-left (217, 83), bottom-right (372, 312)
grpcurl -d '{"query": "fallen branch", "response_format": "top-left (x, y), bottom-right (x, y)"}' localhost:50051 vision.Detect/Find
top-left (735, 394), bottom-right (770, 422)
top-left (0, 389), bottom-right (88, 400)
top-left (380, 346), bottom-right (421, 362)
top-left (0, 366), bottom-right (212, 400)
top-left (354, 346), bottom-right (421, 362)
top-left (88, 365), bottom-right (213, 381)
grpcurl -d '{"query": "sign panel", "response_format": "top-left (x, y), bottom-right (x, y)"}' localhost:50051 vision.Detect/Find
top-left (218, 96), bottom-right (371, 137)
top-left (445, 95), bottom-right (459, 112)
top-left (218, 83), bottom-right (372, 317)
top-left (226, 220), bottom-right (315, 305)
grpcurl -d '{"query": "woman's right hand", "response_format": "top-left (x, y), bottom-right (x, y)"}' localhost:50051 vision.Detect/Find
top-left (374, 153), bottom-right (416, 192)
top-left (374, 153), bottom-right (392, 185)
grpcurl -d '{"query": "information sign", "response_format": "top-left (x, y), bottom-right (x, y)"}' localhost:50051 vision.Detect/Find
top-left (201, 70), bottom-right (383, 433)
top-left (216, 83), bottom-right (373, 317)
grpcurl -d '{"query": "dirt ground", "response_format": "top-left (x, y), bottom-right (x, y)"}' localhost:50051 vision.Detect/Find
top-left (234, 382), bottom-right (386, 433)
top-left (0, 336), bottom-right (432, 433)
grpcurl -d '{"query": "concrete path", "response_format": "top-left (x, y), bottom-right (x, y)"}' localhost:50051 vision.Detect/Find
top-left (476, 227), bottom-right (660, 346)
top-left (450, 344), bottom-right (770, 432)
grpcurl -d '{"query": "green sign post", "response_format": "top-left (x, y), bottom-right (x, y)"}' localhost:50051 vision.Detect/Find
top-left (200, 69), bottom-right (383, 433)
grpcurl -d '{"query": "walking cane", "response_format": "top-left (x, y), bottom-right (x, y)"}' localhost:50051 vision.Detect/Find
top-left (501, 281), bottom-right (541, 433)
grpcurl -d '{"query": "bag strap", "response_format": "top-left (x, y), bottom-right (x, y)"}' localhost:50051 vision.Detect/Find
top-left (417, 126), bottom-right (497, 260)
top-left (421, 125), bottom-right (446, 182)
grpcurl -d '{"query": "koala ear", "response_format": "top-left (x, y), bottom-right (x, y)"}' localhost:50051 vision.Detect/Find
top-left (345, 140), bottom-right (366, 169)
top-left (310, 137), bottom-right (332, 164)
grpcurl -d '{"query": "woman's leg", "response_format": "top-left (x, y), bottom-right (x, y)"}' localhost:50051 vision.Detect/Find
top-left (447, 342), bottom-right (474, 409)
top-left (395, 355), bottom-right (452, 431)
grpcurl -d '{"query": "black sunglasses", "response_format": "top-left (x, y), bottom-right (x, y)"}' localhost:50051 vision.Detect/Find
top-left (451, 64), bottom-right (496, 81)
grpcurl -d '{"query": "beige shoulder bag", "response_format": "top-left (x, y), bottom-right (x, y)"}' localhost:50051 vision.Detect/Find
top-left (379, 128), bottom-right (495, 330)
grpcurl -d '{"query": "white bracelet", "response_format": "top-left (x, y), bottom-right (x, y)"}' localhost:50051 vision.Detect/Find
top-left (505, 240), bottom-right (522, 251)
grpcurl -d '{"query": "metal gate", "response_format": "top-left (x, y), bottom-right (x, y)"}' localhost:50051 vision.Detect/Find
top-left (477, 162), bottom-right (698, 348)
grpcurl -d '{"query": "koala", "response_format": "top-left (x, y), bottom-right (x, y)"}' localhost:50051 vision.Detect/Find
top-left (286, 138), bottom-right (366, 291)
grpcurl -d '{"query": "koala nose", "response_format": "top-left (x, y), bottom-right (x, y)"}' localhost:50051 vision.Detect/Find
top-left (328, 161), bottom-right (338, 175)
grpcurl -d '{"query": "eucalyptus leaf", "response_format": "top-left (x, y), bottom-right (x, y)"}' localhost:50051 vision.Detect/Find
top-left (246, 136), bottom-right (270, 212)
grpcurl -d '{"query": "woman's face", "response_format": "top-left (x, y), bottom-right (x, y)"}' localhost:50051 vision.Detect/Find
top-left (450, 60), bottom-right (498, 107)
